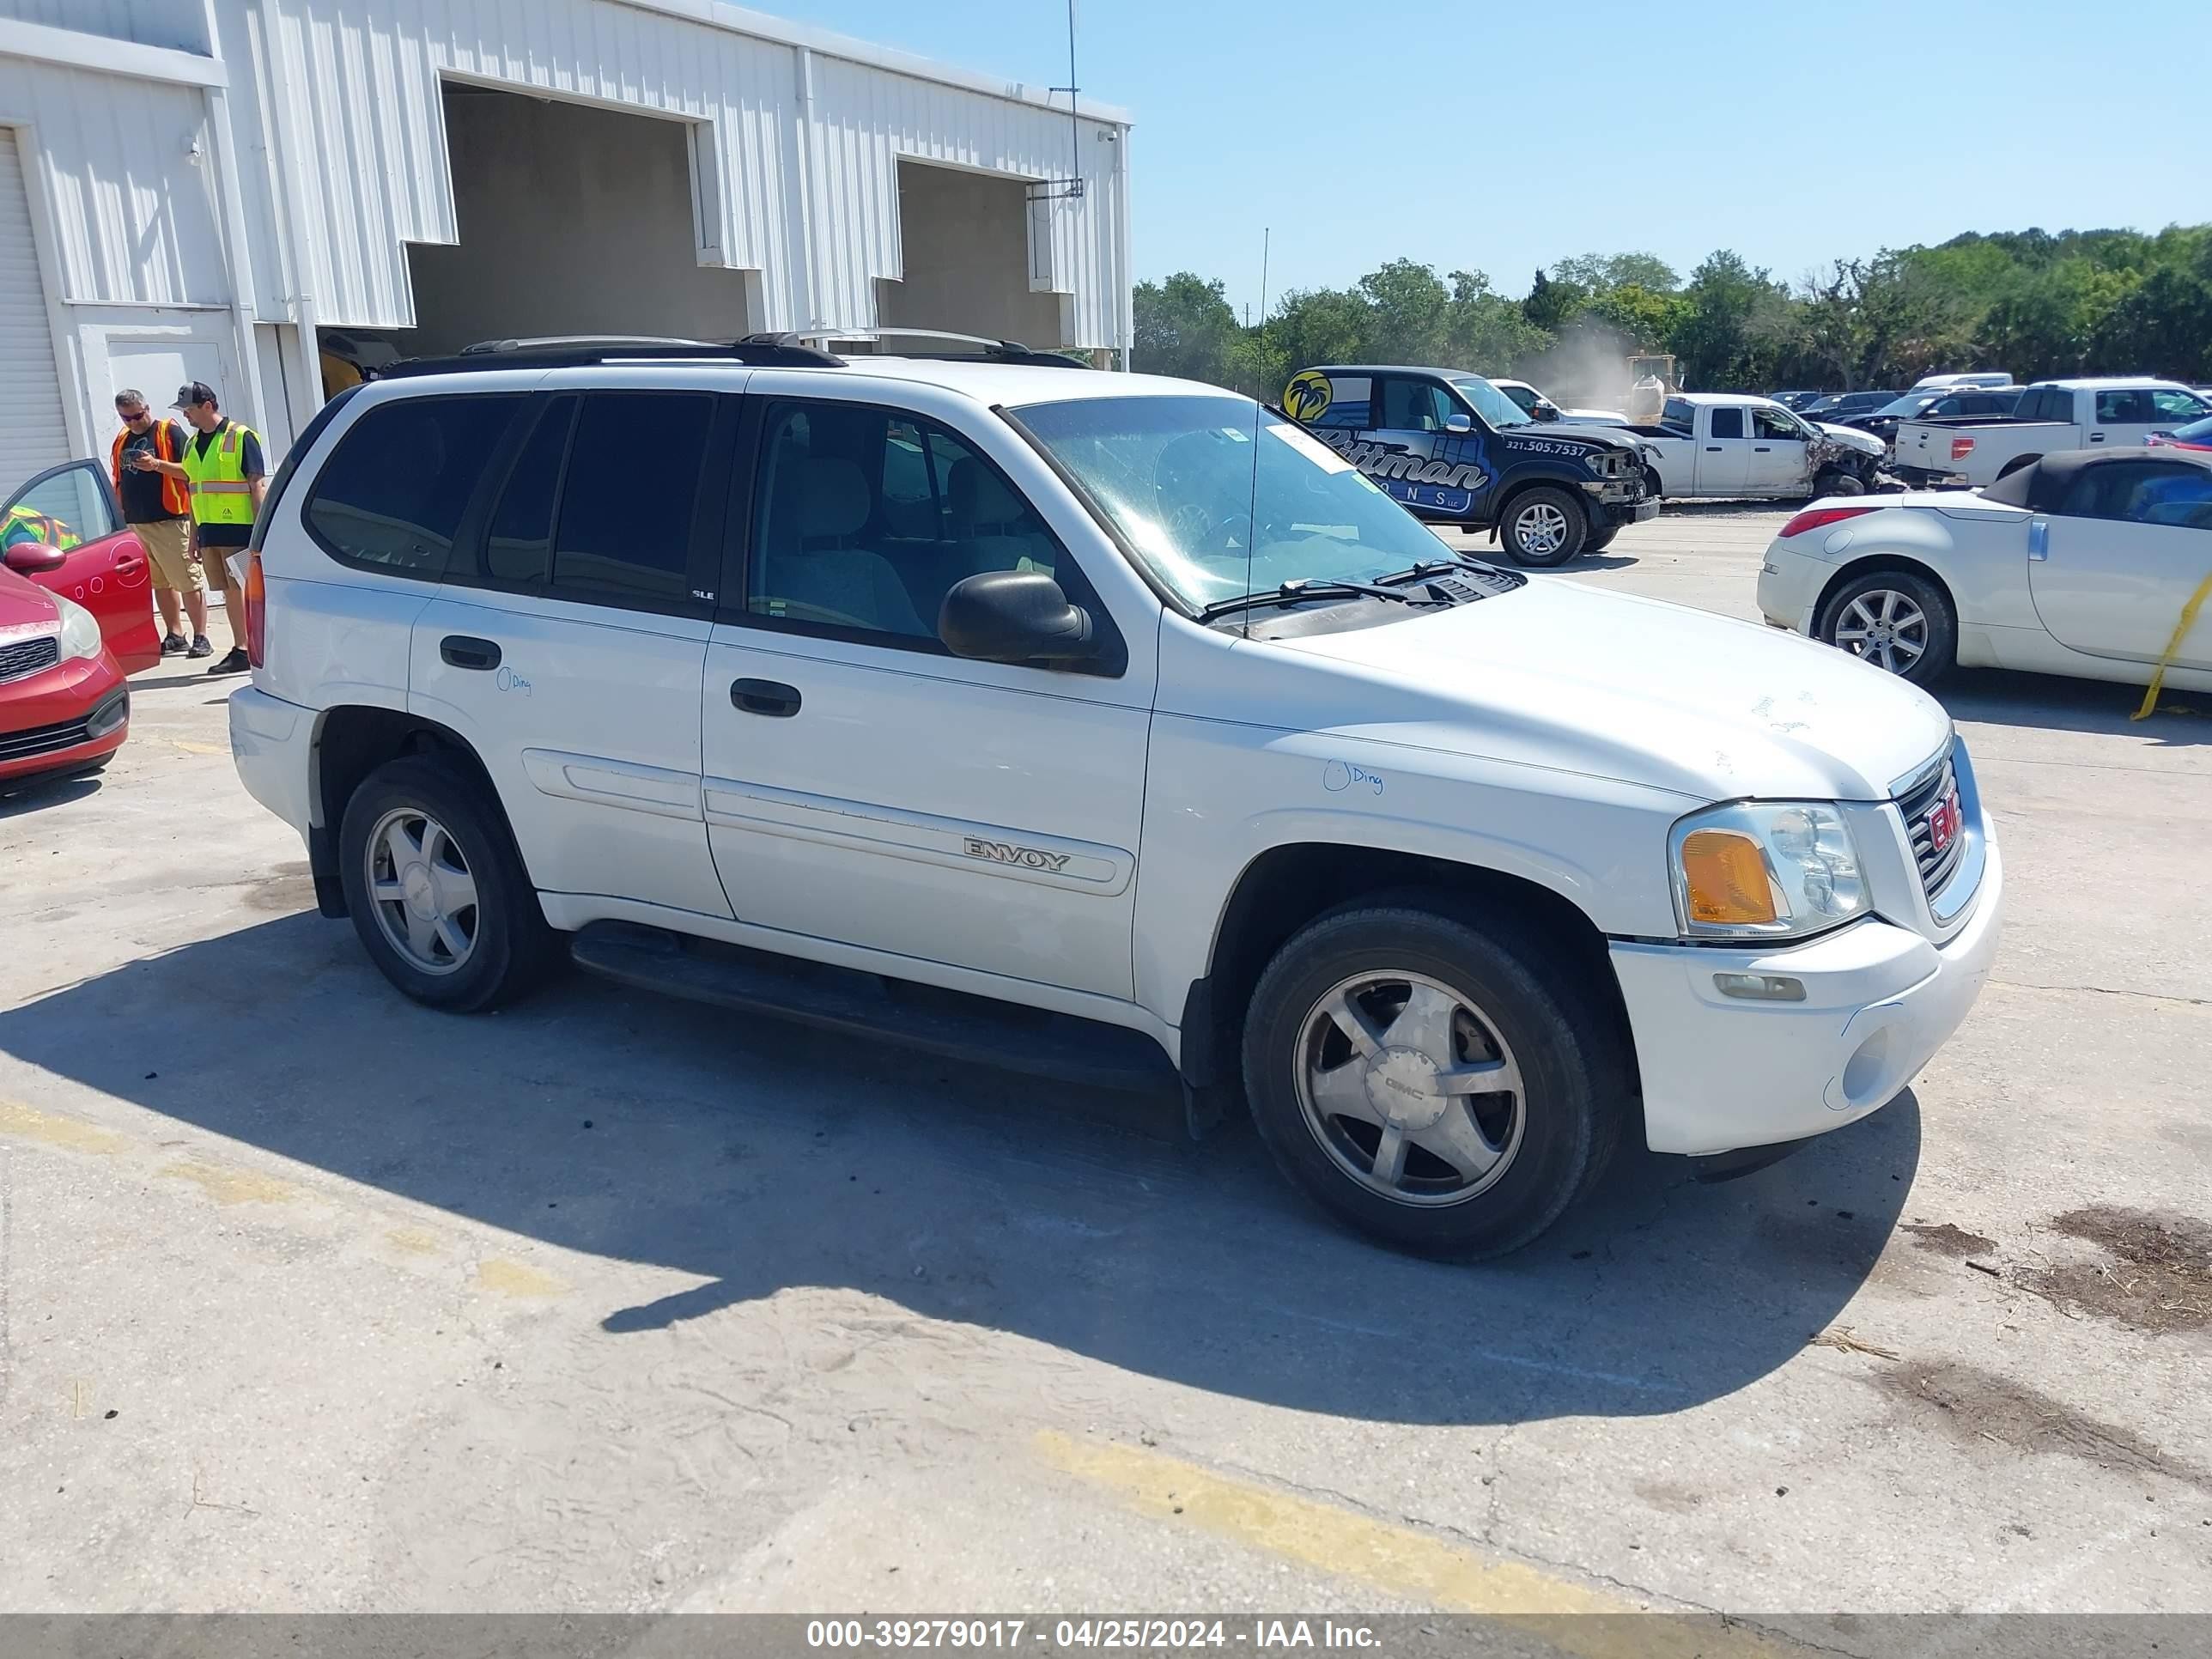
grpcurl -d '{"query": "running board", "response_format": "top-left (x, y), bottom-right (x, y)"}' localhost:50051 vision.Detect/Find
top-left (568, 921), bottom-right (1173, 1094)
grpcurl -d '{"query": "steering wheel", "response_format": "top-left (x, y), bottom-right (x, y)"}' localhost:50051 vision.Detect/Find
top-left (764, 599), bottom-right (877, 630)
top-left (1168, 500), bottom-right (1249, 554)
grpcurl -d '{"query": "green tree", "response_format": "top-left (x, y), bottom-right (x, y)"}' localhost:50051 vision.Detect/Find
top-left (1132, 272), bottom-right (1241, 383)
top-left (1551, 252), bottom-right (1680, 294)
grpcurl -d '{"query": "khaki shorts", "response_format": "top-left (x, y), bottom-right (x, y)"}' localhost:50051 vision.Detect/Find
top-left (131, 519), bottom-right (203, 593)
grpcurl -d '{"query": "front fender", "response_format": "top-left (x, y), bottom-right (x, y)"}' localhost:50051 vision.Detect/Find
top-left (1131, 712), bottom-right (1696, 1024)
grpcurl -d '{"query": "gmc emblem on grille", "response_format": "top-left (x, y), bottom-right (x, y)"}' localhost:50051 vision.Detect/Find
top-left (1925, 787), bottom-right (1962, 854)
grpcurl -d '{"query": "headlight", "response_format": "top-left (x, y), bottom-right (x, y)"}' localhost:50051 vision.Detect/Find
top-left (1583, 450), bottom-right (1613, 474)
top-left (1668, 800), bottom-right (1868, 941)
top-left (54, 594), bottom-right (103, 663)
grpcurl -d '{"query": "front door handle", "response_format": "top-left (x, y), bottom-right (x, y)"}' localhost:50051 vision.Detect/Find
top-left (113, 551), bottom-right (146, 575)
top-left (731, 678), bottom-right (801, 717)
top-left (1753, 446), bottom-right (1772, 453)
top-left (1705, 446), bottom-right (1722, 453)
top-left (2087, 432), bottom-right (2106, 442)
top-left (2027, 515), bottom-right (2050, 562)
top-left (441, 635), bottom-right (501, 671)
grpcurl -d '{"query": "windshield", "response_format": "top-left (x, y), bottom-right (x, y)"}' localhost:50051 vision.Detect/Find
top-left (1875, 393), bottom-right (1940, 417)
top-left (1012, 393), bottom-right (1462, 612)
top-left (1449, 376), bottom-right (1533, 428)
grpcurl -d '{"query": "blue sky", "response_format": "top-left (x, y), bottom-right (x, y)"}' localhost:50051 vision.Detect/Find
top-left (763, 0), bottom-right (2210, 313)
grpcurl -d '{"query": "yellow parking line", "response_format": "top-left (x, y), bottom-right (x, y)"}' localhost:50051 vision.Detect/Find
top-left (1035, 1431), bottom-right (1794, 1658)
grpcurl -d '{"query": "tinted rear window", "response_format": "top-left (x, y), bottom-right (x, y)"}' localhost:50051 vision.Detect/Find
top-left (550, 392), bottom-right (713, 604)
top-left (304, 395), bottom-right (522, 577)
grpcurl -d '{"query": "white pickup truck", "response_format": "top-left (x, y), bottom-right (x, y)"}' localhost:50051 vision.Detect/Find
top-left (1616, 394), bottom-right (1886, 501)
top-left (1891, 377), bottom-right (2211, 489)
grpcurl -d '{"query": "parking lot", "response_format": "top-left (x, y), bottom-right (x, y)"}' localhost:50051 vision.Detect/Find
top-left (1, 506), bottom-right (2208, 1622)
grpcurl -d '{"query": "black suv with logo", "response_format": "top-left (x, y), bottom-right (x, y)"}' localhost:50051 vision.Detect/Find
top-left (1283, 364), bottom-right (1658, 565)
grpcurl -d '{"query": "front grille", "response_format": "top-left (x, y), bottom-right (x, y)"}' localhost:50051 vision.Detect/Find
top-left (1896, 757), bottom-right (1966, 902)
top-left (0, 634), bottom-right (59, 685)
top-left (0, 709), bottom-right (96, 764)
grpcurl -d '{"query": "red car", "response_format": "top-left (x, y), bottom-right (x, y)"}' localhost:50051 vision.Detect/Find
top-left (1, 459), bottom-right (159, 788)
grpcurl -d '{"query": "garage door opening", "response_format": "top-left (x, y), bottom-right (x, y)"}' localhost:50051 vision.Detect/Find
top-left (397, 83), bottom-right (761, 357)
top-left (874, 161), bottom-right (1069, 350)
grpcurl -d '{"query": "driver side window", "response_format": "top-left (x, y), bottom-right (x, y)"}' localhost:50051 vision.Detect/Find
top-left (748, 401), bottom-right (1064, 650)
top-left (1752, 407), bottom-right (1803, 441)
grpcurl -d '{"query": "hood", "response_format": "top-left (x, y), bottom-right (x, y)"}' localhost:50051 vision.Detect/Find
top-left (0, 564), bottom-right (62, 634)
top-left (1503, 422), bottom-right (1641, 453)
top-left (1817, 422), bottom-right (1886, 455)
top-left (1267, 577), bottom-right (1952, 803)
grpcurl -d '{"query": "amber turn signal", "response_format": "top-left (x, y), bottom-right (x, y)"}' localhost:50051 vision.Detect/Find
top-left (1680, 830), bottom-right (1778, 926)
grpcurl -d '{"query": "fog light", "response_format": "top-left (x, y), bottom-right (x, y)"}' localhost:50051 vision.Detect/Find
top-left (1714, 972), bottom-right (1806, 1002)
top-left (85, 690), bottom-right (129, 738)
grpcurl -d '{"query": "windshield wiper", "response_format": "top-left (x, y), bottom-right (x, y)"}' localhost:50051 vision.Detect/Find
top-left (1198, 578), bottom-right (1430, 623)
top-left (1369, 555), bottom-right (1509, 587)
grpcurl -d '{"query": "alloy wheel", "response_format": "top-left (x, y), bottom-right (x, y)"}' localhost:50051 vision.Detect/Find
top-left (1292, 971), bottom-right (1527, 1207)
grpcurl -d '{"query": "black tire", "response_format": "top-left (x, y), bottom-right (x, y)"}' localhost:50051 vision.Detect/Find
top-left (1996, 454), bottom-right (2039, 480)
top-left (1816, 568), bottom-right (1957, 688)
top-left (1644, 466), bottom-right (1665, 501)
top-left (1240, 902), bottom-right (1625, 1260)
top-left (1498, 486), bottom-right (1588, 568)
top-left (1583, 526), bottom-right (1620, 554)
top-left (1814, 469), bottom-right (1866, 498)
top-left (337, 754), bottom-right (554, 1012)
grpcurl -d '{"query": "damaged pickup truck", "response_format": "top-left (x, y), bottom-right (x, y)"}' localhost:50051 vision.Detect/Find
top-left (1282, 364), bottom-right (1658, 566)
top-left (1617, 394), bottom-right (1886, 501)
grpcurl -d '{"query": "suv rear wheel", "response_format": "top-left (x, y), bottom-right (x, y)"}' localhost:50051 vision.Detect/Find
top-left (1241, 903), bottom-right (1621, 1258)
top-left (338, 756), bottom-right (552, 1011)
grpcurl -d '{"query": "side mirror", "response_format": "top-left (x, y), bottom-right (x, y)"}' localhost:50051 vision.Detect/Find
top-left (1443, 412), bottom-right (1474, 434)
top-left (939, 569), bottom-right (1099, 665)
top-left (3, 540), bottom-right (67, 576)
top-left (1534, 403), bottom-right (1562, 422)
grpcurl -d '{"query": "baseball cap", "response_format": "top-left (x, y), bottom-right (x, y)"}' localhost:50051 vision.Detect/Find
top-left (172, 380), bottom-right (219, 410)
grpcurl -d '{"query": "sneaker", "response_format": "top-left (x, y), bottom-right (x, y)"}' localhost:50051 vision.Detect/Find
top-left (207, 647), bottom-right (250, 676)
top-left (160, 633), bottom-right (188, 656)
top-left (186, 635), bottom-right (214, 659)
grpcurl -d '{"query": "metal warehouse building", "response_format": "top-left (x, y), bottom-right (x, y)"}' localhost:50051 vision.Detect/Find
top-left (0, 0), bottom-right (1133, 484)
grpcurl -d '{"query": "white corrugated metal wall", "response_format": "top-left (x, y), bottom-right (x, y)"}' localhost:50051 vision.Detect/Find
top-left (0, 127), bottom-right (69, 483)
top-left (0, 0), bottom-right (1132, 467)
top-left (0, 0), bottom-right (209, 53)
top-left (216, 0), bottom-right (1132, 349)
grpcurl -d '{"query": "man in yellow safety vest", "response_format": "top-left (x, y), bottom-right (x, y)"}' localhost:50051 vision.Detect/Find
top-left (138, 381), bottom-right (267, 676)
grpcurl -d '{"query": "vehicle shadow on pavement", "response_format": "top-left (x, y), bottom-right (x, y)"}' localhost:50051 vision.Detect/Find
top-left (0, 911), bottom-right (1917, 1426)
top-left (1941, 669), bottom-right (2212, 746)
top-left (0, 772), bottom-right (103, 815)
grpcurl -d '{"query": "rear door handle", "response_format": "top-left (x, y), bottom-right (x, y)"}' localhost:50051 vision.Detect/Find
top-left (731, 678), bottom-right (801, 717)
top-left (1753, 446), bottom-right (1772, 453)
top-left (441, 635), bottom-right (501, 671)
top-left (113, 551), bottom-right (146, 574)
top-left (1705, 446), bottom-right (1722, 453)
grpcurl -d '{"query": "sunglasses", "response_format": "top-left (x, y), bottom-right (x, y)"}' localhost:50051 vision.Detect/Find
top-left (118, 408), bottom-right (150, 421)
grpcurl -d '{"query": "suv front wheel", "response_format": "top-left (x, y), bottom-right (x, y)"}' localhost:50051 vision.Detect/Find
top-left (338, 756), bottom-right (552, 1012)
top-left (1499, 487), bottom-right (1588, 568)
top-left (1241, 903), bottom-right (1620, 1259)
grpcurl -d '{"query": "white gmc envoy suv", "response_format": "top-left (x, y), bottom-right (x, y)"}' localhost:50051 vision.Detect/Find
top-left (228, 338), bottom-right (2002, 1258)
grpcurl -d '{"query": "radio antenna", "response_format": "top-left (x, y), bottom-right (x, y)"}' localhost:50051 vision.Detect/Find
top-left (1243, 226), bottom-right (1270, 641)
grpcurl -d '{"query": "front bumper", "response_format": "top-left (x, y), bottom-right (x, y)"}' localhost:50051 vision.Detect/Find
top-left (0, 652), bottom-right (130, 782)
top-left (1610, 825), bottom-right (2003, 1157)
top-left (228, 683), bottom-right (315, 842)
top-left (1590, 494), bottom-right (1662, 530)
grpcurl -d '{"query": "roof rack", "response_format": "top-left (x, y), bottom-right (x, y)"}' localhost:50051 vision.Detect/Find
top-left (381, 336), bottom-right (845, 379)
top-left (746, 327), bottom-right (1094, 369)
